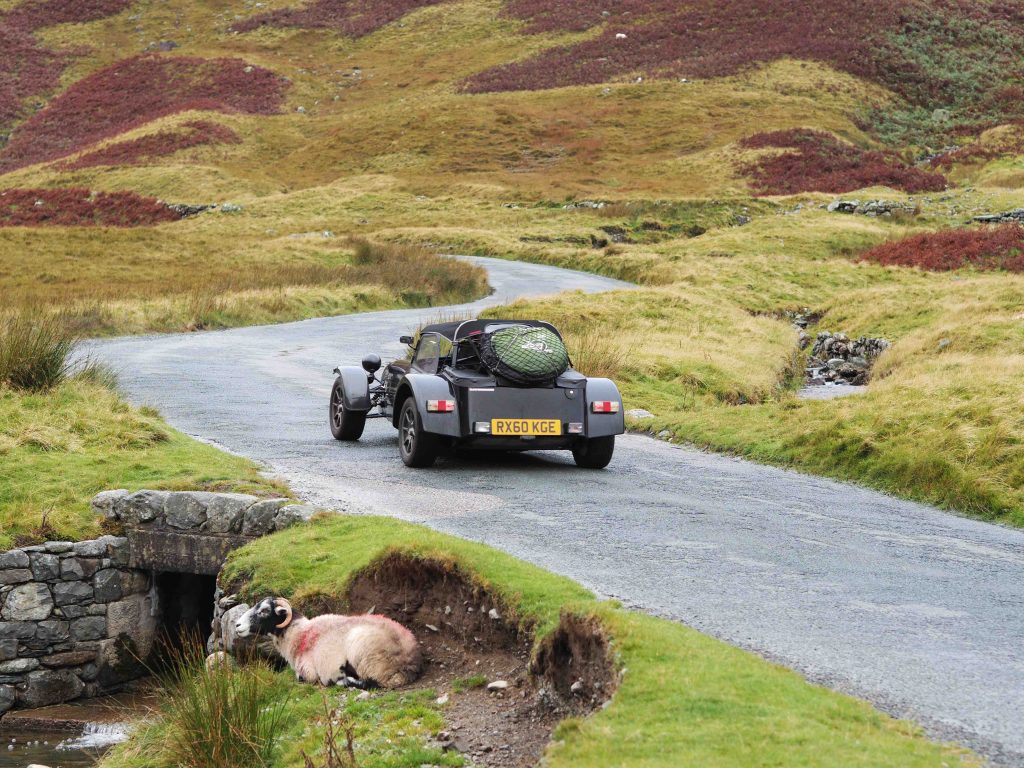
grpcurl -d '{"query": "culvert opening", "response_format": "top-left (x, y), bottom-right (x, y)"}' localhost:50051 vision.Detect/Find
top-left (153, 572), bottom-right (216, 665)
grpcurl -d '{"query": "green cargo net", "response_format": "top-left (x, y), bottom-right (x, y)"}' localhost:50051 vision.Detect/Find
top-left (479, 325), bottom-right (569, 384)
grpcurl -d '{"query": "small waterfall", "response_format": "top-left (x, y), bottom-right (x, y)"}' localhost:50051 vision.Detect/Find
top-left (56, 721), bottom-right (131, 751)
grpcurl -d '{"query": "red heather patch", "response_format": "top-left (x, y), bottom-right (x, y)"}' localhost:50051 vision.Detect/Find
top-left (929, 126), bottom-right (1024, 169)
top-left (62, 120), bottom-right (241, 170)
top-left (232, 0), bottom-right (446, 37)
top-left (860, 225), bottom-right (1024, 272)
top-left (0, 55), bottom-right (287, 173)
top-left (738, 129), bottom-right (947, 195)
top-left (0, 0), bottom-right (133, 128)
top-left (466, 0), bottom-right (906, 93)
top-left (4, 0), bottom-right (133, 32)
top-left (0, 187), bottom-right (183, 227)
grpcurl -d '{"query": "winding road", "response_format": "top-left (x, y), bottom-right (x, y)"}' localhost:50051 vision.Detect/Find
top-left (92, 257), bottom-right (1024, 766)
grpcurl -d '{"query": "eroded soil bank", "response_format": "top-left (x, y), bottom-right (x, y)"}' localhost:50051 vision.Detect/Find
top-left (248, 552), bottom-right (618, 767)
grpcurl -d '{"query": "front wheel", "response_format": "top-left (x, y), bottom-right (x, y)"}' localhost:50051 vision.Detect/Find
top-left (572, 435), bottom-right (615, 469)
top-left (398, 398), bottom-right (441, 468)
top-left (329, 378), bottom-right (366, 441)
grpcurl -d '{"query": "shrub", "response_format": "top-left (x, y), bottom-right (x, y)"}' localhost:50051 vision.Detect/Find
top-left (232, 0), bottom-right (446, 37)
top-left (155, 639), bottom-right (289, 768)
top-left (0, 56), bottom-right (287, 172)
top-left (63, 120), bottom-right (241, 170)
top-left (0, 0), bottom-right (132, 129)
top-left (463, 0), bottom-right (1024, 140)
top-left (0, 188), bottom-right (183, 227)
top-left (0, 309), bottom-right (75, 391)
top-left (738, 129), bottom-right (947, 195)
top-left (859, 224), bottom-right (1024, 272)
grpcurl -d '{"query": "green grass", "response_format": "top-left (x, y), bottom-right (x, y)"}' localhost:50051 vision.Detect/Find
top-left (191, 515), bottom-right (973, 768)
top-left (0, 378), bottom-right (284, 547)
top-left (101, 656), bottom-right (460, 768)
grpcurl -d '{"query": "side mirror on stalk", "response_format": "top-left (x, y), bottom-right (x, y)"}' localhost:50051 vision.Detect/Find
top-left (399, 335), bottom-right (414, 346)
top-left (361, 354), bottom-right (381, 374)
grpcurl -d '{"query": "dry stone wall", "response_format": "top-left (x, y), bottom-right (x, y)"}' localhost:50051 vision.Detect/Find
top-left (0, 535), bottom-right (153, 712)
top-left (0, 490), bottom-right (323, 713)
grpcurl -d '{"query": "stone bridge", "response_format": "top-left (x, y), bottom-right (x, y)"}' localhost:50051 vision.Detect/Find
top-left (0, 490), bottom-right (318, 713)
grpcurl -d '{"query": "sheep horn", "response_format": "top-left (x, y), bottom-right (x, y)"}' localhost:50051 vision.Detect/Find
top-left (274, 598), bottom-right (293, 629)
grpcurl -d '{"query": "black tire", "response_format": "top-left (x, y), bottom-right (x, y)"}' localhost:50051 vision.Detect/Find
top-left (398, 398), bottom-right (441, 468)
top-left (572, 435), bottom-right (615, 469)
top-left (329, 377), bottom-right (366, 441)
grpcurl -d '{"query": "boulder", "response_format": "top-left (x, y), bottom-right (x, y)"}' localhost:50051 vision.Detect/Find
top-left (241, 499), bottom-right (288, 536)
top-left (0, 551), bottom-right (29, 570)
top-left (0, 684), bottom-right (13, 713)
top-left (3, 583), bottom-right (53, 620)
top-left (16, 669), bottom-right (84, 708)
top-left (164, 492), bottom-right (209, 530)
top-left (0, 657), bottom-right (39, 674)
top-left (70, 616), bottom-right (106, 642)
top-left (274, 504), bottom-right (321, 531)
top-left (116, 490), bottom-right (167, 525)
top-left (35, 620), bottom-right (70, 643)
top-left (52, 581), bottom-right (93, 606)
top-left (202, 493), bottom-right (258, 534)
top-left (91, 488), bottom-right (129, 518)
top-left (93, 569), bottom-right (124, 603)
top-left (0, 569), bottom-right (33, 586)
top-left (30, 553), bottom-right (61, 581)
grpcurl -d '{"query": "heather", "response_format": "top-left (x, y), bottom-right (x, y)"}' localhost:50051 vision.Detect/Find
top-left (860, 225), bottom-right (1024, 272)
top-left (232, 0), bottom-right (446, 37)
top-left (63, 120), bottom-right (241, 170)
top-left (0, 0), bottom-right (132, 128)
top-left (739, 129), bottom-right (947, 195)
top-left (0, 188), bottom-right (182, 227)
top-left (0, 55), bottom-right (287, 172)
top-left (465, 0), bottom-right (1024, 142)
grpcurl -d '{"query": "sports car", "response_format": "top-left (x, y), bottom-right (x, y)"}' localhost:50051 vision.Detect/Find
top-left (329, 319), bottom-right (624, 468)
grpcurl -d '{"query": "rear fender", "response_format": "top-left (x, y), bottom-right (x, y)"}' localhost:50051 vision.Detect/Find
top-left (585, 378), bottom-right (626, 437)
top-left (394, 375), bottom-right (460, 437)
top-left (333, 366), bottom-right (371, 411)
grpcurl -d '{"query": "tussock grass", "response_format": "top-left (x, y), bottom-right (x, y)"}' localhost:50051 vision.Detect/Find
top-left (0, 378), bottom-right (283, 547)
top-left (0, 309), bottom-right (76, 391)
top-left (158, 639), bottom-right (289, 768)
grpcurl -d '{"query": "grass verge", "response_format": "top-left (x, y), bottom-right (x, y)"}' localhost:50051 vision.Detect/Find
top-left (98, 514), bottom-right (977, 768)
top-left (0, 378), bottom-right (283, 547)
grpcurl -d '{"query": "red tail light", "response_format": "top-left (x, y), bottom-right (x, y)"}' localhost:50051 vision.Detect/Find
top-left (426, 399), bottom-right (455, 413)
top-left (591, 401), bottom-right (620, 414)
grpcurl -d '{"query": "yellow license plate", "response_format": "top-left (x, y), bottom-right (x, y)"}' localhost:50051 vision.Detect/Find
top-left (491, 418), bottom-right (561, 436)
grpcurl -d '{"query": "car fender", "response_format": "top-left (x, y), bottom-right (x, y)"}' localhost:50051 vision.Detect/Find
top-left (394, 374), bottom-right (460, 437)
top-left (332, 366), bottom-right (371, 411)
top-left (585, 378), bottom-right (626, 437)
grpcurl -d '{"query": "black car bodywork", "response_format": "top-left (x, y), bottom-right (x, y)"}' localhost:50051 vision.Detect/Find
top-left (329, 319), bottom-right (625, 468)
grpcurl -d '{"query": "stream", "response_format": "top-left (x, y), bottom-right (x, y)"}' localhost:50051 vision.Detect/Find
top-left (0, 719), bottom-right (131, 768)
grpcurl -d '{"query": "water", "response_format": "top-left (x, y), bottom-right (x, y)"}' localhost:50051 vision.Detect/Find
top-left (0, 722), bottom-right (129, 768)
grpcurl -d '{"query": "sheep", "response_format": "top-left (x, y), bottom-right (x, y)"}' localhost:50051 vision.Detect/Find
top-left (234, 596), bottom-right (421, 689)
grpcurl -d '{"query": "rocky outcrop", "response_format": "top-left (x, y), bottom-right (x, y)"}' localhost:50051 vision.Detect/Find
top-left (0, 536), bottom-right (152, 713)
top-left (827, 199), bottom-right (918, 217)
top-left (806, 332), bottom-right (890, 386)
top-left (972, 208), bottom-right (1024, 224)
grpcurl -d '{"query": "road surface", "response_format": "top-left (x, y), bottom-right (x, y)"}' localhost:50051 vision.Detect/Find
top-left (92, 256), bottom-right (1024, 765)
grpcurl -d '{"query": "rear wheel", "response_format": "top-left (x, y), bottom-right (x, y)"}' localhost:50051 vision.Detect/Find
top-left (329, 377), bottom-right (366, 441)
top-left (398, 398), bottom-right (441, 468)
top-left (572, 435), bottom-right (615, 469)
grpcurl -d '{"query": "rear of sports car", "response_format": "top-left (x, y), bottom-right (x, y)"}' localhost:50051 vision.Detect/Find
top-left (454, 375), bottom-right (624, 451)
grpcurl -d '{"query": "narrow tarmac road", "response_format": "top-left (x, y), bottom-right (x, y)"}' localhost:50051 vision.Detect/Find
top-left (93, 256), bottom-right (1024, 765)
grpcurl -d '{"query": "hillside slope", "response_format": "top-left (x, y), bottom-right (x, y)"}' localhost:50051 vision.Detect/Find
top-left (3, 0), bottom-right (1024, 527)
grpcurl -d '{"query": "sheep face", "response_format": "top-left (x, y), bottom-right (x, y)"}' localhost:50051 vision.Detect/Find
top-left (235, 596), bottom-right (293, 638)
